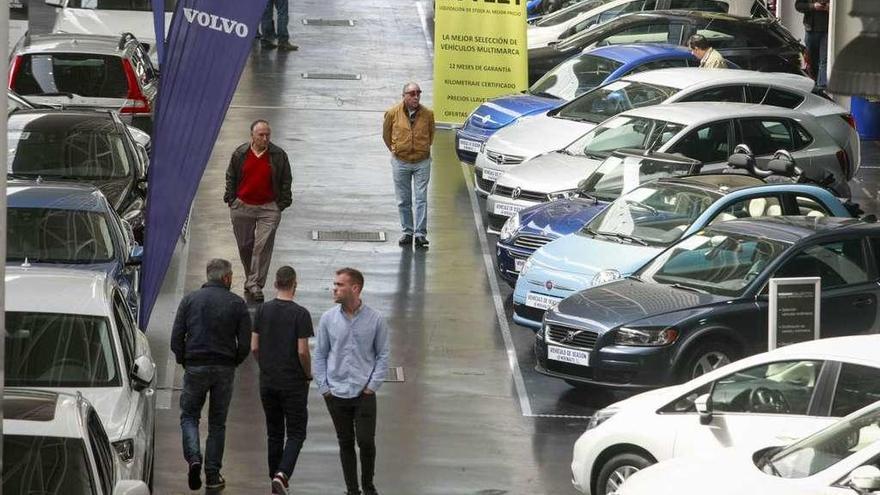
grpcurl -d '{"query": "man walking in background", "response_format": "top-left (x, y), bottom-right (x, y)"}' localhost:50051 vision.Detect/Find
top-left (225, 119), bottom-right (293, 303)
top-left (383, 82), bottom-right (435, 249)
top-left (262, 0), bottom-right (298, 51)
top-left (251, 266), bottom-right (314, 495)
top-left (688, 34), bottom-right (728, 69)
top-left (796, 0), bottom-right (829, 87)
top-left (314, 268), bottom-right (391, 495)
top-left (171, 259), bottom-right (252, 491)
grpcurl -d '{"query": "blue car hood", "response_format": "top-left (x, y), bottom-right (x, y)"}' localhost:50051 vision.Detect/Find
top-left (519, 198), bottom-right (609, 239)
top-left (531, 231), bottom-right (661, 281)
top-left (468, 94), bottom-right (561, 130)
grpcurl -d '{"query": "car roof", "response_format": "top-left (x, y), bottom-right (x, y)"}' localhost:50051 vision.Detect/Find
top-left (4, 389), bottom-right (87, 439)
top-left (619, 101), bottom-right (810, 125)
top-left (658, 173), bottom-right (765, 192)
top-left (8, 180), bottom-right (108, 213)
top-left (624, 68), bottom-right (816, 93)
top-left (6, 266), bottom-right (112, 317)
top-left (587, 43), bottom-right (692, 64)
top-left (702, 216), bottom-right (866, 244)
top-left (8, 108), bottom-right (123, 131)
top-left (767, 335), bottom-right (880, 365)
top-left (15, 32), bottom-right (133, 55)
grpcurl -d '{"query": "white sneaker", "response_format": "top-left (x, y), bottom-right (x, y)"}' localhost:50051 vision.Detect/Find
top-left (271, 473), bottom-right (289, 494)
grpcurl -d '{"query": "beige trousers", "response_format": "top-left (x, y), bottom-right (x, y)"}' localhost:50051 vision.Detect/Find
top-left (229, 199), bottom-right (282, 293)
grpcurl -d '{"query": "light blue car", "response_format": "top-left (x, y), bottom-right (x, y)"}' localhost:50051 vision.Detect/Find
top-left (512, 174), bottom-right (854, 329)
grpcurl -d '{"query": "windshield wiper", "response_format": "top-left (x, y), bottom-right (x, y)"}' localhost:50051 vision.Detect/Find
top-left (759, 449), bottom-right (783, 477)
top-left (599, 231), bottom-right (648, 246)
top-left (531, 91), bottom-right (561, 99)
top-left (30, 91), bottom-right (80, 99)
top-left (669, 283), bottom-right (707, 294)
top-left (583, 151), bottom-right (607, 160)
top-left (557, 149), bottom-right (575, 156)
top-left (624, 198), bottom-right (658, 215)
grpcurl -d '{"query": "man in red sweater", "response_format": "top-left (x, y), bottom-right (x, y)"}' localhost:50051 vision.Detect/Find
top-left (224, 120), bottom-right (293, 302)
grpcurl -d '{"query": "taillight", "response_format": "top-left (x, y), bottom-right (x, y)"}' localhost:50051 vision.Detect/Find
top-left (801, 48), bottom-right (812, 75)
top-left (120, 58), bottom-right (150, 114)
top-left (836, 149), bottom-right (851, 180)
top-left (8, 55), bottom-right (23, 90)
top-left (841, 113), bottom-right (857, 129)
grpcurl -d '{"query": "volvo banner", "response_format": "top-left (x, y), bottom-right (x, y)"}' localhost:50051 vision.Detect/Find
top-left (140, 0), bottom-right (268, 328)
top-left (433, 0), bottom-right (528, 126)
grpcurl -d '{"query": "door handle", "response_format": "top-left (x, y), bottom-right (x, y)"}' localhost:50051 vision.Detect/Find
top-left (853, 297), bottom-right (874, 308)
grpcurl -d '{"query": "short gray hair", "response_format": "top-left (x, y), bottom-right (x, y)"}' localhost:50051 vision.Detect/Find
top-left (206, 258), bottom-right (232, 282)
top-left (402, 82), bottom-right (420, 94)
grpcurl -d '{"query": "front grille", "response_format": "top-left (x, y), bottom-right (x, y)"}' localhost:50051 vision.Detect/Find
top-left (508, 250), bottom-right (528, 260)
top-left (487, 213), bottom-right (508, 232)
top-left (493, 185), bottom-right (547, 202)
top-left (513, 234), bottom-right (551, 250)
top-left (474, 170), bottom-right (495, 192)
top-left (486, 150), bottom-right (525, 166)
top-left (546, 324), bottom-right (598, 350)
top-left (514, 303), bottom-right (545, 323)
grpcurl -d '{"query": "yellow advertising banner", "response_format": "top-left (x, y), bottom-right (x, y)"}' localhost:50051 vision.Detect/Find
top-left (433, 0), bottom-right (528, 125)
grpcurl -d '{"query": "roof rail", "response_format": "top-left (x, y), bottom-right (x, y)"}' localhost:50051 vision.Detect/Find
top-left (118, 32), bottom-right (137, 50)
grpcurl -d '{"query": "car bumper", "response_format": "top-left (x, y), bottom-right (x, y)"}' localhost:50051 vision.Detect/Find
top-left (496, 242), bottom-right (534, 287)
top-left (485, 193), bottom-right (543, 233)
top-left (456, 127), bottom-right (494, 164)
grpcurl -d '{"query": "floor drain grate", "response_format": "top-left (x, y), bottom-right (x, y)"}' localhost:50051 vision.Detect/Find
top-left (384, 367), bottom-right (405, 382)
top-left (302, 72), bottom-right (362, 80)
top-left (311, 230), bottom-right (386, 242)
top-left (302, 18), bottom-right (356, 26)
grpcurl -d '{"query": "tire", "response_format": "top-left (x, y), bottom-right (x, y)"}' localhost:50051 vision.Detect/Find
top-left (677, 340), bottom-right (737, 383)
top-left (596, 452), bottom-right (653, 495)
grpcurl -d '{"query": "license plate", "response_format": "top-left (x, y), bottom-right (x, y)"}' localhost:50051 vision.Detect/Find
top-left (493, 202), bottom-right (524, 217)
top-left (514, 258), bottom-right (525, 272)
top-left (548, 345), bottom-right (590, 366)
top-left (526, 292), bottom-right (562, 310)
top-left (482, 167), bottom-right (502, 181)
top-left (458, 139), bottom-right (481, 153)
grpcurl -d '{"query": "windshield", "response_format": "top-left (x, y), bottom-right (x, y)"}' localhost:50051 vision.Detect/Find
top-left (638, 230), bottom-right (789, 297)
top-left (580, 154), bottom-right (697, 201)
top-left (68, 0), bottom-right (177, 12)
top-left (584, 183), bottom-right (715, 246)
top-left (8, 120), bottom-right (133, 180)
top-left (534, 0), bottom-right (612, 27)
top-left (11, 53), bottom-right (129, 99)
top-left (530, 54), bottom-right (623, 100)
top-left (6, 312), bottom-right (120, 388)
top-left (8, 208), bottom-right (116, 263)
top-left (565, 115), bottom-right (684, 160)
top-left (559, 80), bottom-right (677, 123)
top-left (759, 403), bottom-right (880, 479)
top-left (3, 435), bottom-right (94, 495)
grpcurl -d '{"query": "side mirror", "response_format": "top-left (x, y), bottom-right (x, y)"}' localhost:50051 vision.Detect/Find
top-left (130, 355), bottom-right (155, 391)
top-left (850, 465), bottom-right (880, 492)
top-left (695, 393), bottom-right (713, 425)
top-left (128, 245), bottom-right (144, 266)
top-left (113, 479), bottom-right (150, 495)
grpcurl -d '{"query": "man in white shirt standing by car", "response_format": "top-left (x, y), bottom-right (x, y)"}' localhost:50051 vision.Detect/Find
top-left (688, 34), bottom-right (729, 69)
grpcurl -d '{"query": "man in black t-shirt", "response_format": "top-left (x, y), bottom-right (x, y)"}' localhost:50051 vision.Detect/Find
top-left (251, 266), bottom-right (314, 495)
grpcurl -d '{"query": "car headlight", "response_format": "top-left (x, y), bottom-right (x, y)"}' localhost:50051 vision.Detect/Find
top-left (520, 257), bottom-right (535, 277)
top-left (614, 327), bottom-right (679, 347)
top-left (547, 189), bottom-right (577, 201)
top-left (112, 438), bottom-right (135, 463)
top-left (586, 407), bottom-right (618, 431)
top-left (592, 269), bottom-right (621, 286)
top-left (500, 213), bottom-right (521, 241)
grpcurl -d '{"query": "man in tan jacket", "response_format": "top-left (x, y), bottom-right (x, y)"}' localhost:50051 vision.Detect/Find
top-left (688, 34), bottom-right (728, 69)
top-left (383, 82), bottom-right (436, 248)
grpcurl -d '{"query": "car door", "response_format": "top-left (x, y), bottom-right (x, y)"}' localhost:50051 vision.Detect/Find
top-left (672, 359), bottom-right (838, 457)
top-left (664, 119), bottom-right (734, 172)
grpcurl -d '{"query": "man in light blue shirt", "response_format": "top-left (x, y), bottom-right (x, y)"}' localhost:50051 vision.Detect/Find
top-left (313, 267), bottom-right (390, 495)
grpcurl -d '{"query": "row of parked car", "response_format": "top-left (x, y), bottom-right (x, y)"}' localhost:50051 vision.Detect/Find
top-left (5, 16), bottom-right (162, 493)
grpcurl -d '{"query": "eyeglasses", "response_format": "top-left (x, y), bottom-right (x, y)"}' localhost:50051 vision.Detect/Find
top-left (404, 90), bottom-right (422, 96)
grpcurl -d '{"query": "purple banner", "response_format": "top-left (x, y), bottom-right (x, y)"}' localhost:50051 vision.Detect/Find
top-left (140, 0), bottom-right (268, 328)
top-left (152, 0), bottom-right (165, 65)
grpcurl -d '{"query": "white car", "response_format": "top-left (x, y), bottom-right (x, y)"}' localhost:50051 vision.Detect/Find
top-left (46, 0), bottom-right (174, 65)
top-left (485, 101), bottom-right (853, 231)
top-left (4, 389), bottom-right (150, 494)
top-left (570, 335), bottom-right (880, 495)
top-left (475, 68), bottom-right (860, 196)
top-left (5, 267), bottom-right (157, 484)
top-left (619, 398), bottom-right (880, 495)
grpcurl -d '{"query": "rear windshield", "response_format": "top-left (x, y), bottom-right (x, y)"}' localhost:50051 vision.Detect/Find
top-left (68, 0), bottom-right (177, 12)
top-left (3, 435), bottom-right (94, 495)
top-left (8, 207), bottom-right (116, 263)
top-left (12, 53), bottom-right (128, 99)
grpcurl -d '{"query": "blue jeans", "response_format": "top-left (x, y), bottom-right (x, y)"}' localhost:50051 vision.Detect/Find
top-left (805, 30), bottom-right (828, 88)
top-left (180, 365), bottom-right (235, 475)
top-left (392, 157), bottom-right (431, 237)
top-left (261, 0), bottom-right (289, 43)
top-left (260, 383), bottom-right (308, 479)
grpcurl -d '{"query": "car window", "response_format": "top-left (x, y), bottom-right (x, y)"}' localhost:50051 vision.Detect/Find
top-left (7, 207), bottom-right (116, 263)
top-left (3, 435), bottom-right (94, 494)
top-left (112, 292), bottom-right (136, 373)
top-left (598, 22), bottom-right (683, 47)
top-left (831, 363), bottom-right (880, 417)
top-left (534, 0), bottom-right (614, 27)
top-left (793, 195), bottom-right (831, 217)
top-left (667, 121), bottom-right (731, 163)
top-left (659, 383), bottom-right (712, 413)
top-left (86, 410), bottom-right (114, 494)
top-left (12, 54), bottom-right (129, 99)
top-left (531, 54), bottom-right (624, 100)
top-left (679, 85), bottom-right (745, 103)
top-left (709, 195), bottom-right (784, 225)
top-left (558, 80), bottom-right (677, 123)
top-left (763, 88), bottom-right (806, 109)
top-left (697, 25), bottom-right (760, 48)
top-left (710, 360), bottom-right (822, 415)
top-left (775, 239), bottom-right (869, 289)
top-left (566, 116), bottom-right (684, 159)
top-left (736, 118), bottom-right (805, 156)
top-left (625, 57), bottom-right (690, 76)
top-left (669, 0), bottom-right (729, 11)
top-left (69, 0), bottom-right (177, 12)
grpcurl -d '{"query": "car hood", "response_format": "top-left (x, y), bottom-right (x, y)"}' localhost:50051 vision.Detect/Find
top-left (518, 198), bottom-right (609, 238)
top-left (53, 9), bottom-right (172, 44)
top-left (468, 94), bottom-right (562, 130)
top-left (37, 387), bottom-right (132, 441)
top-left (485, 113), bottom-right (595, 159)
top-left (530, 231), bottom-right (660, 282)
top-left (554, 278), bottom-right (728, 332)
top-left (496, 152), bottom-right (602, 193)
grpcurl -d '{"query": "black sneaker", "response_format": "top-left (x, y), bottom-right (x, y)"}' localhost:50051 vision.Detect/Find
top-left (278, 41), bottom-right (298, 51)
top-left (271, 472), bottom-right (289, 494)
top-left (187, 461), bottom-right (201, 490)
top-left (261, 40), bottom-right (277, 49)
top-left (398, 234), bottom-right (413, 246)
top-left (414, 237), bottom-right (429, 249)
top-left (205, 473), bottom-right (226, 490)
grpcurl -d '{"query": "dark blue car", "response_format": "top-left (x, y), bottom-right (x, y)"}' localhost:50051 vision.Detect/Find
top-left (495, 150), bottom-right (702, 286)
top-left (455, 44), bottom-right (697, 164)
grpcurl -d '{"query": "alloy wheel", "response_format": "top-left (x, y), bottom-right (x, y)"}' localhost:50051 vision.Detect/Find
top-left (692, 351), bottom-right (731, 378)
top-left (605, 465), bottom-right (641, 495)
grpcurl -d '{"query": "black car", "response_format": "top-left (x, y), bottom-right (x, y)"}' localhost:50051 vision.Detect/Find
top-left (7, 109), bottom-right (149, 242)
top-left (536, 216), bottom-right (880, 389)
top-left (529, 11), bottom-right (806, 84)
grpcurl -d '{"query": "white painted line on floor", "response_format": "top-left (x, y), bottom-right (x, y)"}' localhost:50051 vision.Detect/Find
top-left (415, 1), bottom-right (433, 51)
top-left (461, 163), bottom-right (533, 417)
top-left (528, 413), bottom-right (593, 419)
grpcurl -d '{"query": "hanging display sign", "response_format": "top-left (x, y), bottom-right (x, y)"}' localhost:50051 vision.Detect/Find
top-left (768, 277), bottom-right (821, 350)
top-left (433, 0), bottom-right (528, 125)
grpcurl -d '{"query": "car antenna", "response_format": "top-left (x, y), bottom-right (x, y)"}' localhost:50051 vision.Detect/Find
top-left (21, 257), bottom-right (31, 268)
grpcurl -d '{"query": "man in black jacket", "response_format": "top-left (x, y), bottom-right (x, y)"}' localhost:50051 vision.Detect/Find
top-left (796, 0), bottom-right (829, 88)
top-left (171, 258), bottom-right (252, 491)
top-left (224, 119), bottom-right (293, 302)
